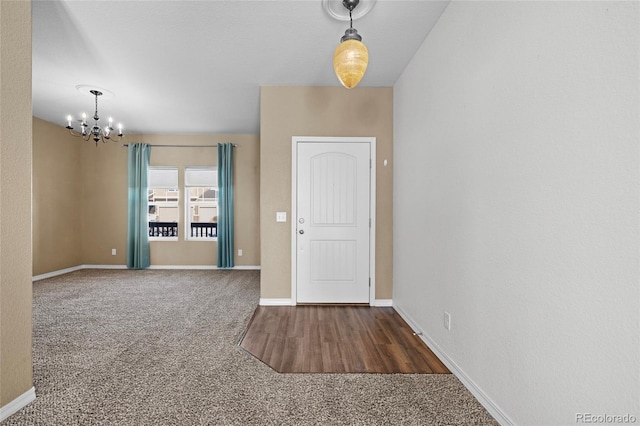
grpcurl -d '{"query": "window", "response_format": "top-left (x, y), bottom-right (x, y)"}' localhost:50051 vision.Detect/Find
top-left (185, 167), bottom-right (217, 240)
top-left (148, 167), bottom-right (179, 240)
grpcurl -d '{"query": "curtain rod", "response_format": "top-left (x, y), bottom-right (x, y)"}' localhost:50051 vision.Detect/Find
top-left (121, 144), bottom-right (237, 148)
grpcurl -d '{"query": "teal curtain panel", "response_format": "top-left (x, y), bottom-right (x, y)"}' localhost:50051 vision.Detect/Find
top-left (217, 143), bottom-right (234, 268)
top-left (127, 143), bottom-right (151, 269)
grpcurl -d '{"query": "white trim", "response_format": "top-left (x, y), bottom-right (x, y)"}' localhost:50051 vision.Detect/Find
top-left (371, 299), bottom-right (393, 307)
top-left (291, 136), bottom-right (377, 306)
top-left (393, 303), bottom-right (515, 426)
top-left (259, 298), bottom-right (295, 306)
top-left (81, 264), bottom-right (128, 270)
top-left (33, 264), bottom-right (127, 281)
top-left (149, 265), bottom-right (261, 270)
top-left (33, 264), bottom-right (260, 280)
top-left (291, 139), bottom-right (298, 304)
top-left (0, 387), bottom-right (35, 422)
top-left (224, 265), bottom-right (261, 270)
top-left (369, 139), bottom-right (377, 306)
top-left (32, 265), bottom-right (83, 281)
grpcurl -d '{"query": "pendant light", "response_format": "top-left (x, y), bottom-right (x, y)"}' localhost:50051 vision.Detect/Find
top-left (333, 0), bottom-right (368, 89)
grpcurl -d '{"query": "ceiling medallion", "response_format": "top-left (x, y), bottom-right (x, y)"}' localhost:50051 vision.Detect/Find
top-left (322, 0), bottom-right (376, 21)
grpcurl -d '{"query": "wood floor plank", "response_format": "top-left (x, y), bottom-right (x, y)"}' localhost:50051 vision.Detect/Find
top-left (240, 305), bottom-right (450, 374)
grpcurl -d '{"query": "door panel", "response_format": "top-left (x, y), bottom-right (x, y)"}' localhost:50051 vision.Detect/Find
top-left (311, 153), bottom-right (356, 226)
top-left (296, 142), bottom-right (370, 303)
top-left (310, 240), bottom-right (356, 282)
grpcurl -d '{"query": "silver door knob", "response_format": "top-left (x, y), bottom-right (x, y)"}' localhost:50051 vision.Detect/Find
top-left (299, 230), bottom-right (304, 234)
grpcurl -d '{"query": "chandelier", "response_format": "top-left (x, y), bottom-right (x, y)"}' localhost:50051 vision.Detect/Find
top-left (333, 0), bottom-right (369, 89)
top-left (66, 89), bottom-right (124, 146)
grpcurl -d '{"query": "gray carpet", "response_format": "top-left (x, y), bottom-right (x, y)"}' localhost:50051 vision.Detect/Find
top-left (6, 269), bottom-right (497, 425)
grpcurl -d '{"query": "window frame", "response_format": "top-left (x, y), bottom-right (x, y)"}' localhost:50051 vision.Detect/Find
top-left (148, 167), bottom-right (180, 242)
top-left (184, 166), bottom-right (218, 242)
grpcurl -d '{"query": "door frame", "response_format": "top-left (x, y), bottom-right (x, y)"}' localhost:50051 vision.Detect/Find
top-left (291, 136), bottom-right (376, 305)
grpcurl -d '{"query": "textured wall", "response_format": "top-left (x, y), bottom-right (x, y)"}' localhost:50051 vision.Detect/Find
top-left (393, 2), bottom-right (639, 424)
top-left (31, 129), bottom-right (260, 270)
top-left (140, 134), bottom-right (260, 267)
top-left (0, 0), bottom-right (33, 407)
top-left (260, 86), bottom-right (393, 300)
top-left (79, 136), bottom-right (130, 265)
top-left (32, 118), bottom-right (83, 275)
top-left (76, 133), bottom-right (260, 267)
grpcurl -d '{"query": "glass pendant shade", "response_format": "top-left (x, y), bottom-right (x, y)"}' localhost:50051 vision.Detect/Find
top-left (333, 39), bottom-right (369, 89)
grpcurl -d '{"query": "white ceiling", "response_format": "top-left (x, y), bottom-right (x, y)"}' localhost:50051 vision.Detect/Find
top-left (32, 0), bottom-right (450, 135)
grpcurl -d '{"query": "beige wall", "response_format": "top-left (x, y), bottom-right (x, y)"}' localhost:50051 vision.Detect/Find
top-left (260, 86), bottom-right (393, 300)
top-left (32, 130), bottom-right (260, 270)
top-left (138, 134), bottom-right (260, 266)
top-left (32, 122), bottom-right (130, 272)
top-left (0, 0), bottom-right (33, 407)
top-left (32, 118), bottom-right (83, 275)
top-left (79, 135), bottom-right (131, 265)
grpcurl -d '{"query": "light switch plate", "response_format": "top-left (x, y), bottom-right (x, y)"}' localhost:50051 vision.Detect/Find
top-left (276, 212), bottom-right (287, 222)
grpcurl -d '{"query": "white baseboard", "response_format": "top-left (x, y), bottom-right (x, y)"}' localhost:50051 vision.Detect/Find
top-left (371, 299), bottom-right (393, 307)
top-left (32, 265), bottom-right (83, 281)
top-left (149, 265), bottom-right (213, 270)
top-left (259, 298), bottom-right (295, 306)
top-left (231, 265), bottom-right (261, 270)
top-left (149, 265), bottom-right (261, 270)
top-left (34, 264), bottom-right (261, 280)
top-left (393, 303), bottom-right (514, 426)
top-left (82, 264), bottom-right (128, 270)
top-left (0, 387), bottom-right (35, 422)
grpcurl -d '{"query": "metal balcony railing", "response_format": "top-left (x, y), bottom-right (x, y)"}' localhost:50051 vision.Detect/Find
top-left (148, 222), bottom-right (217, 238)
top-left (149, 222), bottom-right (178, 237)
top-left (190, 222), bottom-right (217, 238)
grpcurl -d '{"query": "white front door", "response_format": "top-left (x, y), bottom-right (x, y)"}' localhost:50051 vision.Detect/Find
top-left (294, 139), bottom-right (372, 303)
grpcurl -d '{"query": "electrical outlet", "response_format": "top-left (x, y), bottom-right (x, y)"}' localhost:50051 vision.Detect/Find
top-left (444, 312), bottom-right (451, 331)
top-left (111, 248), bottom-right (117, 256)
top-left (276, 212), bottom-right (287, 222)
top-left (238, 249), bottom-right (243, 257)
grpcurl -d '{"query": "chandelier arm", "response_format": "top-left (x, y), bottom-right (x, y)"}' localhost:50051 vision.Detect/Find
top-left (68, 126), bottom-right (123, 143)
top-left (68, 128), bottom-right (83, 138)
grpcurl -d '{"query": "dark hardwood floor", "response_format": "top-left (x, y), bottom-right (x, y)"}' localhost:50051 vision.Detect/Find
top-left (240, 305), bottom-right (450, 374)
